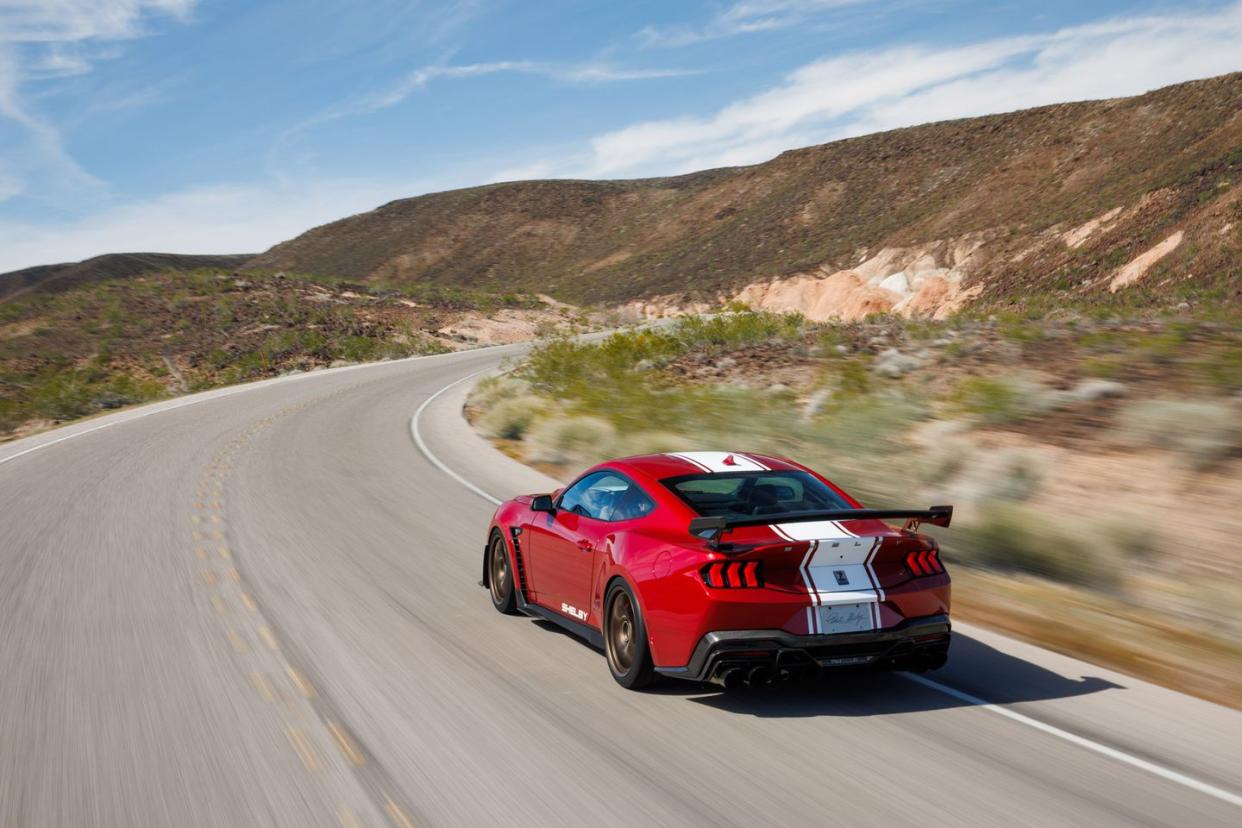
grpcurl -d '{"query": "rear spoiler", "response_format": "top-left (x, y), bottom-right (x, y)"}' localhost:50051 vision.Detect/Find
top-left (688, 506), bottom-right (953, 548)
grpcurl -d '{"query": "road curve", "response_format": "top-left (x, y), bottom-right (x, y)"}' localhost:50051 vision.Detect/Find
top-left (1, 345), bottom-right (1240, 827)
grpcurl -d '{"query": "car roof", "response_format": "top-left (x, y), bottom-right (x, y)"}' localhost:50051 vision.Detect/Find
top-left (606, 452), bottom-right (802, 480)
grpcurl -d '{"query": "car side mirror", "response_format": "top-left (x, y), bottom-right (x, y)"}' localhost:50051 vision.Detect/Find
top-left (530, 494), bottom-right (556, 513)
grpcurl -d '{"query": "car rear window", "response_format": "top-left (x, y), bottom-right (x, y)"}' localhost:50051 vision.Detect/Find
top-left (663, 471), bottom-right (851, 518)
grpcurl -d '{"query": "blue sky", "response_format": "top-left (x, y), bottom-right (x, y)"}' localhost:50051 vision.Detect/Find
top-left (2, 0), bottom-right (1241, 271)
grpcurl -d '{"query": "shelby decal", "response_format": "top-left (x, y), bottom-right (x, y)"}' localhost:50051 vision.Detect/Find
top-left (561, 602), bottom-right (588, 621)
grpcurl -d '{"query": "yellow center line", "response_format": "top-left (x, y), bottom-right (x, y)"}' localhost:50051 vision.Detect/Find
top-left (200, 570), bottom-right (218, 586)
top-left (240, 592), bottom-right (257, 612)
top-left (385, 798), bottom-right (416, 828)
top-left (227, 629), bottom-right (248, 653)
top-left (219, 546), bottom-right (232, 560)
top-left (286, 728), bottom-right (321, 772)
top-left (226, 566), bottom-right (241, 582)
top-left (257, 626), bottom-right (279, 651)
top-left (285, 665), bottom-right (316, 698)
top-left (337, 808), bottom-right (362, 828)
top-left (250, 672), bottom-right (275, 702)
top-left (211, 595), bottom-right (229, 615)
top-left (326, 720), bottom-right (365, 766)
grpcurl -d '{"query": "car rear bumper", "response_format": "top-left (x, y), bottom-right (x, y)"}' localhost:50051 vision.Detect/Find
top-left (654, 613), bottom-right (951, 685)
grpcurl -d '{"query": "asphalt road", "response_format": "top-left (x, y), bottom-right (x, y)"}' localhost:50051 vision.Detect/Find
top-left (2, 344), bottom-right (1240, 827)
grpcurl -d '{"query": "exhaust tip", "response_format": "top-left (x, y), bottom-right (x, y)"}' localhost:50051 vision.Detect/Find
top-left (719, 668), bottom-right (745, 690)
top-left (747, 665), bottom-right (772, 687)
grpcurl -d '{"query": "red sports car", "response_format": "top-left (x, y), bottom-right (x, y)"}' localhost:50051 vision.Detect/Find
top-left (482, 452), bottom-right (953, 689)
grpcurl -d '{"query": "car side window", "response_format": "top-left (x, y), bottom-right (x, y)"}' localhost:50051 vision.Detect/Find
top-left (610, 483), bottom-right (656, 522)
top-left (557, 472), bottom-right (655, 522)
top-left (558, 472), bottom-right (608, 518)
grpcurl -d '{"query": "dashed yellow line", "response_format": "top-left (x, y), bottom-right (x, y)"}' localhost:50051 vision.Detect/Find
top-left (337, 808), bottom-right (362, 828)
top-left (326, 720), bottom-right (365, 766)
top-left (385, 798), bottom-right (416, 828)
top-left (285, 665), bottom-right (315, 698)
top-left (286, 728), bottom-right (321, 771)
top-left (211, 595), bottom-right (229, 615)
top-left (240, 592), bottom-right (257, 612)
top-left (227, 629), bottom-right (248, 653)
top-left (218, 546), bottom-right (232, 560)
top-left (257, 626), bottom-right (279, 651)
top-left (226, 566), bottom-right (241, 582)
top-left (200, 569), bottom-right (218, 586)
top-left (250, 672), bottom-right (275, 702)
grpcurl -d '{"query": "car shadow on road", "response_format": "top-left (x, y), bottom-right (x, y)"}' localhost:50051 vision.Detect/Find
top-left (678, 632), bottom-right (1122, 717)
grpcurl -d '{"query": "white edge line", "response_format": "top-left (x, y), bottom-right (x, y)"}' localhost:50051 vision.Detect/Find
top-left (409, 370), bottom-right (502, 507)
top-left (901, 673), bottom-right (1242, 809)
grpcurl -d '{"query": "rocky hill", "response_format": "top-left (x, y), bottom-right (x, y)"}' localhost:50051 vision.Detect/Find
top-left (247, 72), bottom-right (1242, 316)
top-left (0, 252), bottom-right (253, 301)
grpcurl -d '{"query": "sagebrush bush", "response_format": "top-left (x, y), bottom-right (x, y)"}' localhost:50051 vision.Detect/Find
top-left (476, 395), bottom-right (547, 440)
top-left (524, 415), bottom-right (617, 465)
top-left (948, 502), bottom-right (1123, 590)
top-left (1114, 398), bottom-right (1242, 470)
top-left (953, 374), bottom-right (1058, 424)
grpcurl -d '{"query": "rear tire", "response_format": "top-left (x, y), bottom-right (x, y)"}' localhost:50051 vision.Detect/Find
top-left (487, 531), bottom-right (518, 615)
top-left (603, 580), bottom-right (657, 690)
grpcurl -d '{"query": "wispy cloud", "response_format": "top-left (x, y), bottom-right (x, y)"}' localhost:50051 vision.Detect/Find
top-left (271, 57), bottom-right (696, 173)
top-left (0, 1), bottom-right (197, 204)
top-left (335, 59), bottom-right (696, 120)
top-left (637, 0), bottom-right (873, 47)
top-left (535, 1), bottom-right (1242, 179)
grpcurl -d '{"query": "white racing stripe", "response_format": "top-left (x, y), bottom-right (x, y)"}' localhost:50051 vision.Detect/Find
top-left (667, 451), bottom-right (769, 473)
top-left (776, 521), bottom-right (883, 631)
top-left (410, 369), bottom-right (1242, 812)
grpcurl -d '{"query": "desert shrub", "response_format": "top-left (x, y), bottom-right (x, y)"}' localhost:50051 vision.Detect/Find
top-left (524, 415), bottom-right (616, 465)
top-left (988, 449), bottom-right (1045, 501)
top-left (335, 335), bottom-right (383, 363)
top-left (952, 374), bottom-right (1057, 424)
top-left (948, 502), bottom-right (1121, 590)
top-left (1197, 348), bottom-right (1242, 391)
top-left (833, 359), bottom-right (871, 396)
top-left (671, 311), bottom-right (803, 349)
top-left (470, 374), bottom-right (529, 409)
top-left (1114, 398), bottom-right (1242, 470)
top-left (0, 398), bottom-right (21, 432)
top-left (477, 395), bottom-right (547, 440)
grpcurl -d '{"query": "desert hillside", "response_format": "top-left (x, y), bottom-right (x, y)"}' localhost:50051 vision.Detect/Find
top-left (0, 252), bottom-right (253, 301)
top-left (247, 72), bottom-right (1242, 315)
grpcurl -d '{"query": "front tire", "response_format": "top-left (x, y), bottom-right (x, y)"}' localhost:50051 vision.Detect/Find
top-left (487, 532), bottom-right (518, 615)
top-left (603, 580), bottom-right (656, 690)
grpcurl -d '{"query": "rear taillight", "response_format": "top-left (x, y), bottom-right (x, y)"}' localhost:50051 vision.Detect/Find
top-left (702, 561), bottom-right (763, 588)
top-left (905, 545), bottom-right (944, 577)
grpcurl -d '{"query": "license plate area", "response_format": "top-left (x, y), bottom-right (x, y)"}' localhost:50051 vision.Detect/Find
top-left (818, 602), bottom-right (874, 634)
